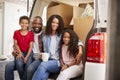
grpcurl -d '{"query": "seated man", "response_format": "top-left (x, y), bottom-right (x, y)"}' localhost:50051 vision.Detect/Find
top-left (5, 16), bottom-right (44, 80)
top-left (5, 50), bottom-right (17, 80)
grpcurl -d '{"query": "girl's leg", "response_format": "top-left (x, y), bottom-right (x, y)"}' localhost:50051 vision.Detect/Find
top-left (56, 65), bottom-right (83, 80)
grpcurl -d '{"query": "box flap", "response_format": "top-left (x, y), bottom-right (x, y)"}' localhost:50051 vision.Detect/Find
top-left (48, 1), bottom-right (59, 8)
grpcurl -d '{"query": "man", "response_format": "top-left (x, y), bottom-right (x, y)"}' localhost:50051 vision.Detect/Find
top-left (5, 16), bottom-right (44, 80)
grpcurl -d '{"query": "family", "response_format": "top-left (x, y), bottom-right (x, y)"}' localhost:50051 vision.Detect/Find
top-left (5, 14), bottom-right (83, 80)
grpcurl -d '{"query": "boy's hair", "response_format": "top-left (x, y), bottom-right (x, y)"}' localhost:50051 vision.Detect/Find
top-left (19, 15), bottom-right (30, 23)
top-left (60, 29), bottom-right (79, 57)
top-left (45, 14), bottom-right (64, 36)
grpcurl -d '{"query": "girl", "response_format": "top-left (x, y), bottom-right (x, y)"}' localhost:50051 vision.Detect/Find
top-left (13, 16), bottom-right (34, 80)
top-left (32, 15), bottom-right (64, 80)
top-left (57, 29), bottom-right (83, 80)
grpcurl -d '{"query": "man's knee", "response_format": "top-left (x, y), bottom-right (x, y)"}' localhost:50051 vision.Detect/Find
top-left (5, 61), bottom-right (15, 71)
top-left (27, 65), bottom-right (34, 73)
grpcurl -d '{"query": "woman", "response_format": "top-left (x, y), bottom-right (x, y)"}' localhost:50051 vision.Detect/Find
top-left (32, 15), bottom-right (64, 80)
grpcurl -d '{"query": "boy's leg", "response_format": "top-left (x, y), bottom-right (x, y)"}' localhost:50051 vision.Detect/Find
top-left (22, 53), bottom-right (33, 80)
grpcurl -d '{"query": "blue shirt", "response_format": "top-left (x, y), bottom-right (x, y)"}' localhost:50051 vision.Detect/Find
top-left (42, 34), bottom-right (61, 60)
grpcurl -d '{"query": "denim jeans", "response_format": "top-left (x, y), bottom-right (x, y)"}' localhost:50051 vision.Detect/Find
top-left (32, 60), bottom-right (61, 80)
top-left (27, 59), bottom-right (41, 80)
top-left (15, 52), bottom-right (33, 80)
top-left (5, 61), bottom-right (15, 80)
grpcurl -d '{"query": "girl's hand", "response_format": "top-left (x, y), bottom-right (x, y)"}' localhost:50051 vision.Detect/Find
top-left (24, 56), bottom-right (28, 64)
top-left (16, 53), bottom-right (24, 59)
top-left (61, 65), bottom-right (68, 71)
top-left (39, 53), bottom-right (42, 59)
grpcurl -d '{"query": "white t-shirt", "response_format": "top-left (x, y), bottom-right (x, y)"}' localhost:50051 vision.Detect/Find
top-left (33, 31), bottom-right (42, 54)
top-left (50, 35), bottom-right (57, 59)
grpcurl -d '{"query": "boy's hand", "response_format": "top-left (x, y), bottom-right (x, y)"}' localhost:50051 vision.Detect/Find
top-left (24, 56), bottom-right (28, 64)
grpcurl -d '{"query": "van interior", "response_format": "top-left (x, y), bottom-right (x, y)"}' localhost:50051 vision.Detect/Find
top-left (0, 0), bottom-right (94, 80)
top-left (30, 0), bottom-right (94, 80)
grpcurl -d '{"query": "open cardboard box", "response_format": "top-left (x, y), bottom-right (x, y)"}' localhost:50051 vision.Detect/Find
top-left (72, 2), bottom-right (94, 43)
top-left (47, 1), bottom-right (73, 28)
top-left (73, 16), bottom-right (94, 43)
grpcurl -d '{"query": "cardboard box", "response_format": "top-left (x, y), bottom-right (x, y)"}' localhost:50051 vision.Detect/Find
top-left (73, 6), bottom-right (84, 18)
top-left (47, 2), bottom-right (73, 28)
top-left (70, 6), bottom-right (84, 25)
top-left (73, 16), bottom-right (93, 43)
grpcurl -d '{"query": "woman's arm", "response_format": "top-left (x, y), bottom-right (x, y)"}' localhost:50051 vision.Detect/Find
top-left (75, 45), bottom-right (83, 64)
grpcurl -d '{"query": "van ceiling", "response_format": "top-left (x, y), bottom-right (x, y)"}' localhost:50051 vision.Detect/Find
top-left (30, 0), bottom-right (94, 20)
top-left (44, 0), bottom-right (94, 6)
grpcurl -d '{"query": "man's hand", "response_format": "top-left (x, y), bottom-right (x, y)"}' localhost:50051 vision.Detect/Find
top-left (16, 53), bottom-right (24, 59)
top-left (12, 50), bottom-right (19, 57)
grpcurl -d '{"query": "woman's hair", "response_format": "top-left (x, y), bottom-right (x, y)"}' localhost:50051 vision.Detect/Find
top-left (60, 29), bottom-right (79, 57)
top-left (45, 15), bottom-right (64, 36)
top-left (19, 15), bottom-right (30, 23)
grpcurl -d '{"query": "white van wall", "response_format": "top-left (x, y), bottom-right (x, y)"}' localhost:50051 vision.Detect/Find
top-left (0, 3), bottom-right (3, 55)
top-left (2, 1), bottom-right (27, 55)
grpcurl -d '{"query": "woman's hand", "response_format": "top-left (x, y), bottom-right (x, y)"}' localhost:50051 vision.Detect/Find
top-left (75, 54), bottom-right (82, 64)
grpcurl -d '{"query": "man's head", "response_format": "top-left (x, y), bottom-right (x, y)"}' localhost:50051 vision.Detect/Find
top-left (32, 16), bottom-right (42, 33)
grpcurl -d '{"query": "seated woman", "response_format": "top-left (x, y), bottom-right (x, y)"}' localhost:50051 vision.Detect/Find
top-left (57, 29), bottom-right (83, 80)
top-left (32, 14), bottom-right (64, 80)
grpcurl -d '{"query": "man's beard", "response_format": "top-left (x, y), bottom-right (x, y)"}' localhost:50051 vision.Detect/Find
top-left (33, 27), bottom-right (42, 33)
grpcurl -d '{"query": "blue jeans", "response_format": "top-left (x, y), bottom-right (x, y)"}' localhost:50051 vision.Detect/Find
top-left (27, 59), bottom-right (41, 80)
top-left (15, 52), bottom-right (33, 80)
top-left (32, 60), bottom-right (60, 80)
top-left (5, 61), bottom-right (15, 80)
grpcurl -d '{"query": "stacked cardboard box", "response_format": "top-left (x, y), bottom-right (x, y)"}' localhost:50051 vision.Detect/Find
top-left (47, 1), bottom-right (94, 43)
top-left (74, 16), bottom-right (93, 43)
